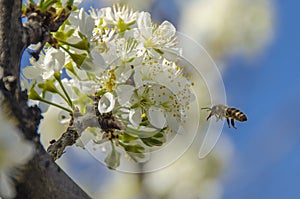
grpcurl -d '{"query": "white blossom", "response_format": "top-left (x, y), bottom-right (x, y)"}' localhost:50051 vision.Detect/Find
top-left (135, 12), bottom-right (179, 57)
top-left (68, 8), bottom-right (95, 39)
top-left (22, 48), bottom-right (66, 81)
top-left (179, 0), bottom-right (274, 58)
top-left (21, 5), bottom-right (198, 169)
top-left (103, 4), bottom-right (137, 27)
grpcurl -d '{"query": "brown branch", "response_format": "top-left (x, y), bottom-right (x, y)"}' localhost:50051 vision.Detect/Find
top-left (47, 127), bottom-right (79, 161)
top-left (23, 2), bottom-right (71, 59)
top-left (46, 102), bottom-right (125, 161)
top-left (15, 143), bottom-right (90, 199)
top-left (0, 0), bottom-right (91, 198)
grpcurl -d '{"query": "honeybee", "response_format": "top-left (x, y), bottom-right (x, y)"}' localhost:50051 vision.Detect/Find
top-left (202, 104), bottom-right (247, 128)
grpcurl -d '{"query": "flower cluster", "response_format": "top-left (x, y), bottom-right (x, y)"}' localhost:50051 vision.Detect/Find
top-left (22, 4), bottom-right (194, 169)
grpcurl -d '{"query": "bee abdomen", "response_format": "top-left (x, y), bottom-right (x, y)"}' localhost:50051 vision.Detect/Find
top-left (226, 108), bottom-right (247, 122)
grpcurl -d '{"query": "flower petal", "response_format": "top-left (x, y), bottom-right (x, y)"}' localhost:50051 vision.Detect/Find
top-left (148, 106), bottom-right (167, 129)
top-left (116, 85), bottom-right (134, 106)
top-left (98, 92), bottom-right (115, 114)
top-left (129, 108), bottom-right (142, 127)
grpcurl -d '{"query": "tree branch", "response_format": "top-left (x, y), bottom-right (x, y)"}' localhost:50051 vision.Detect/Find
top-left (0, 0), bottom-right (91, 198)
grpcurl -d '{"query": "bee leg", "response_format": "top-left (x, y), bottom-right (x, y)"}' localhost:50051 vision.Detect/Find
top-left (226, 118), bottom-right (230, 128)
top-left (231, 119), bottom-right (237, 129)
top-left (206, 113), bottom-right (213, 120)
top-left (202, 107), bottom-right (212, 112)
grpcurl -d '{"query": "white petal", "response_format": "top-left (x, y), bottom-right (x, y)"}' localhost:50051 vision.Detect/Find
top-left (41, 70), bottom-right (54, 80)
top-left (166, 112), bottom-right (181, 133)
top-left (73, 0), bottom-right (82, 6)
top-left (44, 48), bottom-right (65, 72)
top-left (114, 65), bottom-right (134, 84)
top-left (129, 108), bottom-right (142, 127)
top-left (161, 48), bottom-right (182, 61)
top-left (79, 9), bottom-right (94, 38)
top-left (137, 12), bottom-right (152, 38)
top-left (91, 48), bottom-right (107, 69)
top-left (62, 0), bottom-right (82, 6)
top-left (133, 67), bottom-right (143, 87)
top-left (158, 21), bottom-right (176, 39)
top-left (116, 85), bottom-right (134, 106)
top-left (148, 106), bottom-right (167, 129)
top-left (22, 66), bottom-right (45, 79)
top-left (98, 92), bottom-right (115, 114)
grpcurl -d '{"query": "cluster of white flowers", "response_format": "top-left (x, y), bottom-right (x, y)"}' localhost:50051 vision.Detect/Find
top-left (22, 4), bottom-right (195, 168)
top-left (179, 0), bottom-right (274, 59)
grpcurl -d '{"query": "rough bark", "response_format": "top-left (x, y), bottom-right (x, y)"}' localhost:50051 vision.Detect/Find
top-left (0, 0), bottom-right (91, 198)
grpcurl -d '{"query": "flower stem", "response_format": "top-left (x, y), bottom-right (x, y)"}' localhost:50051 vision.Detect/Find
top-left (57, 78), bottom-right (73, 107)
top-left (39, 98), bottom-right (73, 113)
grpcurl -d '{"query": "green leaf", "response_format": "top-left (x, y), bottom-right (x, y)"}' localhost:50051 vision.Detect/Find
top-left (38, 79), bottom-right (59, 94)
top-left (119, 132), bottom-right (138, 143)
top-left (39, 0), bottom-right (45, 7)
top-left (70, 39), bottom-right (90, 51)
top-left (22, 4), bottom-right (27, 16)
top-left (141, 138), bottom-right (163, 147)
top-left (66, 0), bottom-right (74, 6)
top-left (127, 151), bottom-right (145, 161)
top-left (64, 61), bottom-right (78, 77)
top-left (28, 87), bottom-right (42, 101)
top-left (58, 38), bottom-right (89, 52)
top-left (140, 132), bottom-right (165, 147)
top-left (125, 126), bottom-right (162, 138)
top-left (119, 143), bottom-right (144, 153)
top-left (65, 29), bottom-right (75, 38)
top-left (105, 143), bottom-right (121, 170)
top-left (119, 142), bottom-right (145, 162)
top-left (72, 87), bottom-right (93, 113)
top-left (69, 52), bottom-right (87, 68)
top-left (53, 29), bottom-right (75, 41)
top-left (40, 0), bottom-right (58, 11)
top-left (54, 71), bottom-right (61, 80)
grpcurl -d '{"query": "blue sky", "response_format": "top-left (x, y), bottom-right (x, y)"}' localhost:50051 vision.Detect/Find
top-left (20, 0), bottom-right (300, 198)
top-left (220, 1), bottom-right (300, 198)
